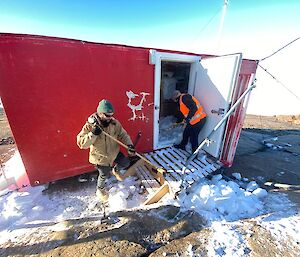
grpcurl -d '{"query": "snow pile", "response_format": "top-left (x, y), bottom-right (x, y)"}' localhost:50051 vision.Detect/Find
top-left (180, 175), bottom-right (267, 221)
top-left (107, 176), bottom-right (144, 212)
top-left (159, 116), bottom-right (185, 147)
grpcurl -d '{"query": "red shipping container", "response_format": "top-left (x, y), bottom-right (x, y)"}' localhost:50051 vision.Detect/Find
top-left (0, 33), bottom-right (257, 186)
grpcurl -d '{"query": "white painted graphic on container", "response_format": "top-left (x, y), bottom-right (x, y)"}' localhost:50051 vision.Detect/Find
top-left (126, 90), bottom-right (150, 121)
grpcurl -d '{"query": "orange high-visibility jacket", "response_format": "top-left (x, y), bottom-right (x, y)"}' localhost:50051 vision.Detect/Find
top-left (179, 94), bottom-right (206, 125)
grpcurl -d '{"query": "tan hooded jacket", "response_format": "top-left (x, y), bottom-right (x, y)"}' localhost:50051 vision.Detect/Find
top-left (77, 113), bottom-right (133, 166)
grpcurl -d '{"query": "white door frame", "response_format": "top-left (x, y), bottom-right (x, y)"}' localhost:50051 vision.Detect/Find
top-left (149, 50), bottom-right (201, 150)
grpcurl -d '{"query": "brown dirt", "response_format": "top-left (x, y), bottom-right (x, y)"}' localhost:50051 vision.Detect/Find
top-left (243, 114), bottom-right (300, 131)
top-left (0, 206), bottom-right (206, 257)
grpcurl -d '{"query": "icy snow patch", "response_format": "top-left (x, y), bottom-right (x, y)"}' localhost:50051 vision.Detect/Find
top-left (260, 214), bottom-right (300, 247)
top-left (207, 221), bottom-right (251, 257)
top-left (257, 193), bottom-right (300, 247)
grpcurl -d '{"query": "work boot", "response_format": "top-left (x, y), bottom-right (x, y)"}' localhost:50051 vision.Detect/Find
top-left (112, 167), bottom-right (124, 181)
top-left (174, 144), bottom-right (186, 151)
top-left (96, 188), bottom-right (109, 203)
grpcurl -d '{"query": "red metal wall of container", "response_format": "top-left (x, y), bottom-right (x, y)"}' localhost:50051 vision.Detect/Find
top-left (0, 34), bottom-right (155, 185)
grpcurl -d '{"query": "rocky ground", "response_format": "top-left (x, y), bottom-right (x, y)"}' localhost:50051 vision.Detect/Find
top-left (0, 110), bottom-right (299, 256)
top-left (226, 114), bottom-right (300, 208)
top-left (0, 109), bottom-right (15, 171)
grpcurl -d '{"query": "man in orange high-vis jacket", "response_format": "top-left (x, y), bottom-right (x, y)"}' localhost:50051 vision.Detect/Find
top-left (172, 90), bottom-right (207, 153)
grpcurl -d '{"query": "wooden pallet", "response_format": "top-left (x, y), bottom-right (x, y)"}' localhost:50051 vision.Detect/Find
top-left (122, 147), bottom-right (222, 205)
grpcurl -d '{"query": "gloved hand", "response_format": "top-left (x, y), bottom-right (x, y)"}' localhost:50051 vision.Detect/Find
top-left (88, 114), bottom-right (98, 125)
top-left (127, 144), bottom-right (136, 156)
top-left (172, 120), bottom-right (185, 128)
top-left (184, 118), bottom-right (190, 124)
top-left (91, 125), bottom-right (102, 135)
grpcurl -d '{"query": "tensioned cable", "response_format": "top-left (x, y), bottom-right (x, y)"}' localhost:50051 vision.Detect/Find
top-left (258, 63), bottom-right (300, 102)
top-left (191, 7), bottom-right (223, 43)
top-left (259, 36), bottom-right (300, 62)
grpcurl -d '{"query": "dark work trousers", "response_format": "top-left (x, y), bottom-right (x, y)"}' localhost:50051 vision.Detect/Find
top-left (180, 117), bottom-right (207, 153)
top-left (96, 152), bottom-right (130, 189)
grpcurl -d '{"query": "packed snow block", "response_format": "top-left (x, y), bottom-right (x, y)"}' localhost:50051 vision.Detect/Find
top-left (252, 188), bottom-right (268, 198)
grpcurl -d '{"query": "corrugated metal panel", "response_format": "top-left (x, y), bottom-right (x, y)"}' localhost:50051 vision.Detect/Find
top-left (220, 72), bottom-right (256, 166)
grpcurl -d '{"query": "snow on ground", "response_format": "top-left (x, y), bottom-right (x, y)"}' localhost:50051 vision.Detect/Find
top-left (0, 151), bottom-right (299, 255)
top-left (206, 221), bottom-right (251, 257)
top-left (0, 153), bottom-right (146, 244)
top-left (256, 193), bottom-right (300, 249)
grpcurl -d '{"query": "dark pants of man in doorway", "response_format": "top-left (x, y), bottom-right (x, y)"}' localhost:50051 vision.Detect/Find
top-left (96, 152), bottom-right (130, 189)
top-left (179, 117), bottom-right (206, 153)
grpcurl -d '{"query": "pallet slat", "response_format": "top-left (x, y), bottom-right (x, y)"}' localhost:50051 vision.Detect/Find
top-left (130, 146), bottom-right (222, 205)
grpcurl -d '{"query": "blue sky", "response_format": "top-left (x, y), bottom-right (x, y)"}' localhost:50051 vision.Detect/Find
top-left (0, 0), bottom-right (300, 114)
top-left (1, 0), bottom-right (299, 57)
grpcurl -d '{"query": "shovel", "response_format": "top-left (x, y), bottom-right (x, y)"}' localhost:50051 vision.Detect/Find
top-left (161, 121), bottom-right (186, 131)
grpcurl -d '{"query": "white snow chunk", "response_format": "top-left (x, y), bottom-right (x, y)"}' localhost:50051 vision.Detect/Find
top-left (211, 174), bottom-right (222, 182)
top-left (252, 188), bottom-right (268, 198)
top-left (232, 172), bottom-right (242, 180)
top-left (265, 143), bottom-right (273, 148)
top-left (246, 181), bottom-right (259, 192)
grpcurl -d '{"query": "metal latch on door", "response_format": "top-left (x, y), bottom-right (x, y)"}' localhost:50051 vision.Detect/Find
top-left (211, 108), bottom-right (225, 115)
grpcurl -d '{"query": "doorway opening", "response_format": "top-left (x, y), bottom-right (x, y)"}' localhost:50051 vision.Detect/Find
top-left (158, 61), bottom-right (192, 148)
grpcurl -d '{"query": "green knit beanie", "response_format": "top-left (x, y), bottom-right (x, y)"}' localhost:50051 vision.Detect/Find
top-left (97, 99), bottom-right (114, 114)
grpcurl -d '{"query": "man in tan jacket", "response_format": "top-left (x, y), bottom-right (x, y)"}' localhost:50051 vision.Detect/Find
top-left (77, 99), bottom-right (135, 202)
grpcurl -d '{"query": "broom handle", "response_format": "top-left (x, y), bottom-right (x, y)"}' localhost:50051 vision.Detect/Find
top-left (93, 114), bottom-right (162, 170)
top-left (100, 129), bottom-right (160, 170)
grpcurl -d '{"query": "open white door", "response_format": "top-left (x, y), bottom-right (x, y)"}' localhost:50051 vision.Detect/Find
top-left (194, 53), bottom-right (242, 158)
